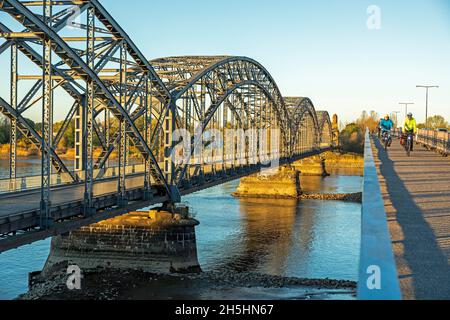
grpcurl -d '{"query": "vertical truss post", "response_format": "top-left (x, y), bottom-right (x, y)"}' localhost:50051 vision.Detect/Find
top-left (185, 95), bottom-right (191, 182)
top-left (222, 102), bottom-right (227, 173)
top-left (211, 106), bottom-right (216, 175)
top-left (143, 76), bottom-right (153, 200)
top-left (231, 94), bottom-right (236, 170)
top-left (288, 112), bottom-right (292, 158)
top-left (258, 92), bottom-right (262, 165)
top-left (270, 104), bottom-right (275, 160)
top-left (74, 103), bottom-right (83, 172)
top-left (301, 119), bottom-right (304, 153)
top-left (266, 101), bottom-right (270, 162)
top-left (165, 98), bottom-right (181, 203)
top-left (199, 79), bottom-right (205, 179)
top-left (83, 5), bottom-right (96, 216)
top-left (265, 98), bottom-right (270, 163)
top-left (245, 85), bottom-right (250, 168)
top-left (105, 107), bottom-right (110, 168)
top-left (9, 43), bottom-right (18, 190)
top-left (40, 0), bottom-right (53, 229)
top-left (118, 41), bottom-right (128, 207)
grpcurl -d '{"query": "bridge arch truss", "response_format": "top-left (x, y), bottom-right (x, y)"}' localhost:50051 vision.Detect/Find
top-left (0, 0), bottom-right (335, 217)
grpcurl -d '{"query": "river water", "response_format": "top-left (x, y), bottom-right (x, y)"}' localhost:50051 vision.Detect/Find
top-left (0, 157), bottom-right (47, 179)
top-left (0, 160), bottom-right (362, 300)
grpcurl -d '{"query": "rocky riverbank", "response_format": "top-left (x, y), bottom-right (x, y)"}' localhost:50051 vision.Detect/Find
top-left (19, 265), bottom-right (357, 300)
top-left (233, 192), bottom-right (362, 203)
top-left (300, 192), bottom-right (362, 203)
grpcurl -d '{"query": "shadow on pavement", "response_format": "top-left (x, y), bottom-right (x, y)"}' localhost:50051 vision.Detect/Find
top-left (374, 137), bottom-right (450, 300)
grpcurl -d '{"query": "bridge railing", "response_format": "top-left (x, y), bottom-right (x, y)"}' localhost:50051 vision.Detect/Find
top-left (357, 130), bottom-right (402, 300)
top-left (416, 129), bottom-right (450, 155)
top-left (0, 146), bottom-right (326, 195)
top-left (0, 163), bottom-right (147, 194)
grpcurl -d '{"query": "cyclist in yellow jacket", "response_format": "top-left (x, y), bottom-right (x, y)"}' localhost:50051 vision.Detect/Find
top-left (403, 113), bottom-right (417, 151)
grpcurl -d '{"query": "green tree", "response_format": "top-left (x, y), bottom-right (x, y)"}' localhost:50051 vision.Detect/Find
top-left (417, 115), bottom-right (448, 130)
top-left (53, 120), bottom-right (75, 149)
top-left (339, 123), bottom-right (364, 154)
top-left (356, 110), bottom-right (380, 134)
top-left (0, 116), bottom-right (10, 144)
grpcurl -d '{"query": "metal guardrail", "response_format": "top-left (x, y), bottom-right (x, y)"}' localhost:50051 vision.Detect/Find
top-left (416, 129), bottom-right (450, 156)
top-left (0, 163), bottom-right (146, 194)
top-left (357, 130), bottom-right (402, 300)
top-left (0, 149), bottom-right (321, 194)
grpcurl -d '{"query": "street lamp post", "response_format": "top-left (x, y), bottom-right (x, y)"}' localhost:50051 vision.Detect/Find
top-left (392, 111), bottom-right (401, 131)
top-left (399, 102), bottom-right (414, 119)
top-left (392, 111), bottom-right (401, 126)
top-left (416, 85), bottom-right (439, 128)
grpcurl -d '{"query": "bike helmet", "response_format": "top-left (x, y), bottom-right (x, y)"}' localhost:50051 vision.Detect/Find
top-left (407, 113), bottom-right (413, 117)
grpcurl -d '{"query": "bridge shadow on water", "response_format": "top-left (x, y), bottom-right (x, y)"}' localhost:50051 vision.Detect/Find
top-left (374, 138), bottom-right (450, 299)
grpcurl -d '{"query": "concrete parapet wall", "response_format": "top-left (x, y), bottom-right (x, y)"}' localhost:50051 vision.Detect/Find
top-left (357, 131), bottom-right (401, 300)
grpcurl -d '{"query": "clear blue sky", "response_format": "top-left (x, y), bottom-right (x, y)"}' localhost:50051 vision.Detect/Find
top-left (102, 0), bottom-right (450, 124)
top-left (2, 0), bottom-right (450, 124)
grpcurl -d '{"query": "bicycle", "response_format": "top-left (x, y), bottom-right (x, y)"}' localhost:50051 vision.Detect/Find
top-left (404, 132), bottom-right (414, 157)
top-left (382, 130), bottom-right (392, 151)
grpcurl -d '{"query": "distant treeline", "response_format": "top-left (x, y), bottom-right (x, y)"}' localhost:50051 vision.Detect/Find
top-left (0, 115), bottom-right (75, 149)
top-left (0, 116), bottom-right (37, 145)
top-left (339, 111), bottom-right (450, 155)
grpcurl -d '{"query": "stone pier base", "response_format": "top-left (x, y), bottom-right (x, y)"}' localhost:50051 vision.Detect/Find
top-left (293, 156), bottom-right (329, 176)
top-left (42, 206), bottom-right (201, 275)
top-left (293, 151), bottom-right (364, 176)
top-left (233, 166), bottom-right (302, 198)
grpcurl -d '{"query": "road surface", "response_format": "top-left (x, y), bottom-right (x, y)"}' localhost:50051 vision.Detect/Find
top-left (373, 137), bottom-right (450, 300)
top-left (0, 175), bottom-right (145, 219)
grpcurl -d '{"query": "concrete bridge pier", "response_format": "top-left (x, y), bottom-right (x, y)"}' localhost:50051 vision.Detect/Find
top-left (41, 204), bottom-right (201, 276)
top-left (293, 156), bottom-right (330, 177)
top-left (233, 165), bottom-right (302, 199)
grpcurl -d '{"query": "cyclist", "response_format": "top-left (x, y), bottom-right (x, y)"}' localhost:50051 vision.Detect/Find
top-left (380, 115), bottom-right (394, 146)
top-left (403, 113), bottom-right (417, 151)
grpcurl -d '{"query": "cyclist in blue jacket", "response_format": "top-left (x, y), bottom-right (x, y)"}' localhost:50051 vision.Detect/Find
top-left (380, 115), bottom-right (394, 146)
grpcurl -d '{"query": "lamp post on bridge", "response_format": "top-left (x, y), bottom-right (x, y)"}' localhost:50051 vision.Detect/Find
top-left (391, 111), bottom-right (401, 131)
top-left (416, 85), bottom-right (439, 128)
top-left (399, 102), bottom-right (414, 119)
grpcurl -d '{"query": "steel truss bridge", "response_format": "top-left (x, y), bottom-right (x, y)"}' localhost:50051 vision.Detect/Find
top-left (0, 0), bottom-right (335, 252)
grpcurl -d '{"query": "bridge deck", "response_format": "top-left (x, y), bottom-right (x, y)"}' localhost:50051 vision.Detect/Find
top-left (0, 175), bottom-right (145, 219)
top-left (373, 137), bottom-right (450, 300)
top-left (0, 148), bottom-right (331, 253)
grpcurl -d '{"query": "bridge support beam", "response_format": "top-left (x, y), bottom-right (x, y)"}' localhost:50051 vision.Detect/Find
top-left (165, 99), bottom-right (181, 203)
top-left (9, 42), bottom-right (17, 190)
top-left (83, 5), bottom-right (96, 216)
top-left (74, 104), bottom-right (84, 172)
top-left (117, 41), bottom-right (128, 208)
top-left (143, 76), bottom-right (153, 201)
top-left (39, 0), bottom-right (53, 229)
